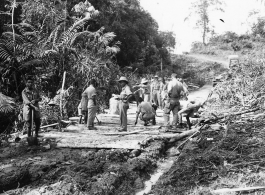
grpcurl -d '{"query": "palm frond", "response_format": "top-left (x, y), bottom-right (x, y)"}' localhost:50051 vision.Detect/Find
top-left (70, 31), bottom-right (94, 46)
top-left (0, 44), bottom-right (13, 62)
top-left (0, 93), bottom-right (15, 115)
top-left (2, 32), bottom-right (26, 45)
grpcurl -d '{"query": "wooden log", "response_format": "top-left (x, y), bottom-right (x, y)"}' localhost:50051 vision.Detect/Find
top-left (176, 130), bottom-right (200, 149)
top-left (101, 129), bottom-right (148, 136)
top-left (213, 186), bottom-right (265, 193)
top-left (56, 139), bottom-right (141, 149)
top-left (154, 129), bottom-right (199, 139)
top-left (140, 129), bottom-right (199, 146)
top-left (40, 123), bottom-right (59, 129)
top-left (204, 108), bottom-right (260, 123)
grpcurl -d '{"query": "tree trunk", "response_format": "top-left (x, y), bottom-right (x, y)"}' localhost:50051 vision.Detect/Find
top-left (203, 18), bottom-right (206, 45)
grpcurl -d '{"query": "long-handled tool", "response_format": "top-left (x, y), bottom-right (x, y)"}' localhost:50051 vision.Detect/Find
top-left (95, 116), bottom-right (102, 125)
top-left (27, 109), bottom-right (38, 146)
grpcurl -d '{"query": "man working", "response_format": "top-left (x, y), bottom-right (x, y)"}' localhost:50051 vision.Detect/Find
top-left (158, 77), bottom-right (166, 109)
top-left (22, 76), bottom-right (42, 137)
top-left (116, 76), bottom-right (132, 132)
top-left (136, 78), bottom-right (151, 102)
top-left (83, 79), bottom-right (97, 130)
top-left (78, 91), bottom-right (88, 124)
top-left (163, 73), bottom-right (186, 128)
top-left (178, 78), bottom-right (189, 100)
top-left (135, 97), bottom-right (157, 126)
top-left (178, 97), bottom-right (204, 129)
top-left (151, 75), bottom-right (160, 106)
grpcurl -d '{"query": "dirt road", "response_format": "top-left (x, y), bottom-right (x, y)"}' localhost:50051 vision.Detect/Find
top-left (188, 54), bottom-right (229, 69)
top-left (0, 84), bottom-right (214, 195)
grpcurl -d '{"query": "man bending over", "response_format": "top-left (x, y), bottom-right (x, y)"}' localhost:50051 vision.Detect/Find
top-left (178, 97), bottom-right (204, 129)
top-left (135, 97), bottom-right (157, 126)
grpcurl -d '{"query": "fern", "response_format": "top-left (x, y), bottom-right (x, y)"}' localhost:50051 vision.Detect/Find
top-left (0, 93), bottom-right (15, 115)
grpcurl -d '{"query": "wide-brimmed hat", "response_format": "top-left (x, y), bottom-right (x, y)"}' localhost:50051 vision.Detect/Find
top-left (118, 76), bottom-right (128, 82)
top-left (141, 78), bottom-right (148, 84)
top-left (154, 75), bottom-right (159, 78)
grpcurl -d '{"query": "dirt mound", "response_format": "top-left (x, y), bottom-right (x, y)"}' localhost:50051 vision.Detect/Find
top-left (151, 118), bottom-right (265, 195)
top-left (1, 138), bottom-right (167, 195)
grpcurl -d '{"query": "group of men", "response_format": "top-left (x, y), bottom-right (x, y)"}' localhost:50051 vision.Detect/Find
top-left (21, 73), bottom-right (204, 138)
top-left (114, 73), bottom-right (204, 132)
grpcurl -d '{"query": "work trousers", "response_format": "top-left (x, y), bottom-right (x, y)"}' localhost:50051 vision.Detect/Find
top-left (152, 90), bottom-right (159, 105)
top-left (87, 100), bottom-right (97, 128)
top-left (163, 98), bottom-right (180, 127)
top-left (25, 117), bottom-right (41, 137)
top-left (157, 92), bottom-right (163, 109)
top-left (79, 111), bottom-right (88, 124)
top-left (119, 101), bottom-right (129, 131)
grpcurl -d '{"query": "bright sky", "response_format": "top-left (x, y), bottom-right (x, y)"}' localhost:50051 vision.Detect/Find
top-left (140, 0), bottom-right (265, 54)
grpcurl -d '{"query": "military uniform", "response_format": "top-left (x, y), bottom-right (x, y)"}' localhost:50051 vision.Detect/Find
top-left (178, 99), bottom-right (203, 129)
top-left (22, 87), bottom-right (41, 137)
top-left (151, 80), bottom-right (160, 105)
top-left (119, 84), bottom-right (132, 131)
top-left (83, 85), bottom-right (97, 128)
top-left (80, 92), bottom-right (88, 124)
top-left (163, 79), bottom-right (185, 127)
top-left (137, 101), bottom-right (156, 125)
top-left (158, 81), bottom-right (166, 109)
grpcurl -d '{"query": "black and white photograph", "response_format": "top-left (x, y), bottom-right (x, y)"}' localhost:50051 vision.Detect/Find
top-left (1, 0), bottom-right (265, 194)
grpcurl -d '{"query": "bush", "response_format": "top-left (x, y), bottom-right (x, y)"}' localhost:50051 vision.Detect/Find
top-left (241, 40), bottom-right (253, 49)
top-left (219, 44), bottom-right (231, 51)
top-left (213, 53), bottom-right (265, 107)
top-left (231, 41), bottom-right (241, 51)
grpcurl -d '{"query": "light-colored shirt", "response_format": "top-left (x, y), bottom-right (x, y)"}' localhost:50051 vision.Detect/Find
top-left (120, 85), bottom-right (132, 98)
top-left (22, 87), bottom-right (41, 120)
top-left (84, 85), bottom-right (97, 107)
top-left (167, 79), bottom-right (185, 99)
top-left (137, 102), bottom-right (155, 114)
top-left (140, 84), bottom-right (151, 94)
top-left (159, 82), bottom-right (165, 93)
top-left (151, 81), bottom-right (160, 91)
top-left (84, 85), bottom-right (96, 99)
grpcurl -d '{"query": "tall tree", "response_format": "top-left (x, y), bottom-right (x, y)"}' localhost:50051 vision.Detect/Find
top-left (67, 0), bottom-right (174, 73)
top-left (185, 0), bottom-right (224, 45)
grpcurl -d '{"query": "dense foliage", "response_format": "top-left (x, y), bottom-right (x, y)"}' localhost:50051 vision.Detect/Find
top-left (0, 0), bottom-right (177, 133)
top-left (0, 0), bottom-right (175, 97)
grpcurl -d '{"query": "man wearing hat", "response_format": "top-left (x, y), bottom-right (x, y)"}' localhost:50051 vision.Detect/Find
top-left (163, 73), bottom-right (186, 128)
top-left (117, 76), bottom-right (132, 132)
top-left (151, 75), bottom-right (160, 106)
top-left (138, 78), bottom-right (151, 102)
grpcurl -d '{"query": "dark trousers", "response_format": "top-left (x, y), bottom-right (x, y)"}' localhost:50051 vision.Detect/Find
top-left (79, 111), bottom-right (88, 124)
top-left (26, 118), bottom-right (41, 137)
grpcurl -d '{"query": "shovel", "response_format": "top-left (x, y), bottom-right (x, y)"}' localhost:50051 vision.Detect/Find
top-left (27, 109), bottom-right (38, 146)
top-left (95, 116), bottom-right (102, 125)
